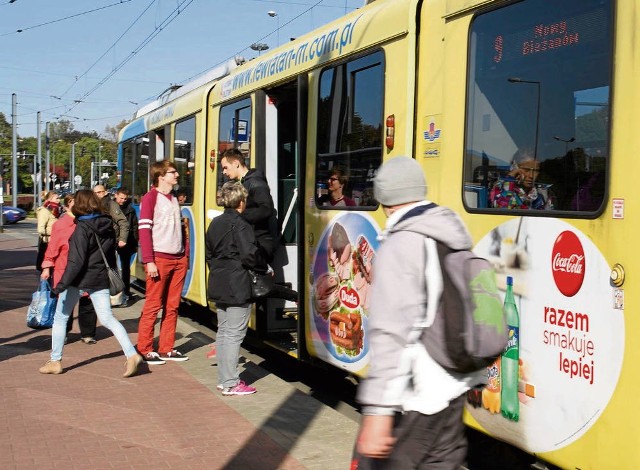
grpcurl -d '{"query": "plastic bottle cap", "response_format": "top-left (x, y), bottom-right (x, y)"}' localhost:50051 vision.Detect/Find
top-left (506, 276), bottom-right (513, 286)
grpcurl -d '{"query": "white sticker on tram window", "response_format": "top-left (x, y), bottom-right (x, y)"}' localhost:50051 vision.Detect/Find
top-left (612, 198), bottom-right (624, 219)
top-left (465, 217), bottom-right (625, 454)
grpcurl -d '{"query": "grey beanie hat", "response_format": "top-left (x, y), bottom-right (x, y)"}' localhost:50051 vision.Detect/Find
top-left (374, 156), bottom-right (427, 206)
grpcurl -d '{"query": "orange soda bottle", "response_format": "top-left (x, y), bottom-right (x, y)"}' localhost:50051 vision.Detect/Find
top-left (482, 357), bottom-right (501, 414)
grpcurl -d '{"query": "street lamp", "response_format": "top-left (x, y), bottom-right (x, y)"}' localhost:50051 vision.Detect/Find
top-left (250, 42), bottom-right (269, 55)
top-left (268, 10), bottom-right (279, 47)
top-left (71, 143), bottom-right (76, 193)
top-left (553, 135), bottom-right (575, 155)
top-left (508, 77), bottom-right (541, 160)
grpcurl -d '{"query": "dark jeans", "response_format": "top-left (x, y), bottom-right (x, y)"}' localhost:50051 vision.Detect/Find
top-left (352, 395), bottom-right (468, 470)
top-left (35, 240), bottom-right (48, 272)
top-left (268, 284), bottom-right (298, 302)
top-left (66, 295), bottom-right (97, 338)
top-left (117, 248), bottom-right (134, 296)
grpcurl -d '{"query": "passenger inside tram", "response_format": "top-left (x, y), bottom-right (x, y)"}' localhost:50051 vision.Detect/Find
top-left (489, 148), bottom-right (555, 210)
top-left (319, 166), bottom-right (357, 207)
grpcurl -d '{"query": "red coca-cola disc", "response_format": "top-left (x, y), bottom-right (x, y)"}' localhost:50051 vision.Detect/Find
top-left (551, 230), bottom-right (586, 297)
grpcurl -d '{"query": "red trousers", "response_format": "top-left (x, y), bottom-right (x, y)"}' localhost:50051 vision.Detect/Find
top-left (137, 256), bottom-right (188, 355)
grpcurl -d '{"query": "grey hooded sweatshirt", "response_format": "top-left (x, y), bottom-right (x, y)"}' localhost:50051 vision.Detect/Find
top-left (357, 201), bottom-right (485, 416)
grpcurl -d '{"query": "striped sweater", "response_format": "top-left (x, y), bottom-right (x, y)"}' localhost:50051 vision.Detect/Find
top-left (139, 188), bottom-right (185, 263)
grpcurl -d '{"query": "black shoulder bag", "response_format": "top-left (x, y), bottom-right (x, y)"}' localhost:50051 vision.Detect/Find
top-left (93, 233), bottom-right (125, 296)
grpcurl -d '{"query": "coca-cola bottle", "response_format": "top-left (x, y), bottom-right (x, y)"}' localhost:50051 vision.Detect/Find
top-left (501, 276), bottom-right (520, 421)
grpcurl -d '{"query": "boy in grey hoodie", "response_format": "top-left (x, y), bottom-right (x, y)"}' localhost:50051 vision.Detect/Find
top-left (355, 157), bottom-right (484, 469)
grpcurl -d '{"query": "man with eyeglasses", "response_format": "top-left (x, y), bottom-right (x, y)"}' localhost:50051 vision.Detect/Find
top-left (93, 184), bottom-right (129, 248)
top-left (322, 166), bottom-right (356, 207)
top-left (136, 161), bottom-right (189, 365)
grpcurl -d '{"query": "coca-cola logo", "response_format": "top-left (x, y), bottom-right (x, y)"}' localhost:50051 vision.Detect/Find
top-left (339, 286), bottom-right (360, 309)
top-left (551, 231), bottom-right (585, 297)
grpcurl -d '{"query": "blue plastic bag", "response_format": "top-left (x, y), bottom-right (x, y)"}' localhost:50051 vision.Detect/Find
top-left (26, 280), bottom-right (57, 329)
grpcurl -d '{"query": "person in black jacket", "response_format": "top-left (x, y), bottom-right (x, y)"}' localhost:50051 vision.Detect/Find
top-left (114, 187), bottom-right (139, 305)
top-left (205, 181), bottom-right (265, 396)
top-left (38, 189), bottom-right (143, 378)
top-left (219, 148), bottom-right (278, 263)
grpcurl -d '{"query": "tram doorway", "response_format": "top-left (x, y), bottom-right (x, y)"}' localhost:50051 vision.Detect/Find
top-left (258, 79), bottom-right (302, 340)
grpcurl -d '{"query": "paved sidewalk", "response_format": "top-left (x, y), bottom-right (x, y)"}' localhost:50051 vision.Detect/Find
top-left (0, 230), bottom-right (359, 469)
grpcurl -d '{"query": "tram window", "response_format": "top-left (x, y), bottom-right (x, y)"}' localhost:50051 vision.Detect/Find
top-left (315, 50), bottom-right (384, 209)
top-left (217, 98), bottom-right (251, 199)
top-left (173, 116), bottom-right (195, 205)
top-left (133, 136), bottom-right (150, 204)
top-left (464, 0), bottom-right (611, 214)
top-left (121, 141), bottom-right (134, 198)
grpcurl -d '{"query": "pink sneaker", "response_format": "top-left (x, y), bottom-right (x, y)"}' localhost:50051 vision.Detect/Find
top-left (221, 380), bottom-right (256, 396)
top-left (206, 345), bottom-right (217, 359)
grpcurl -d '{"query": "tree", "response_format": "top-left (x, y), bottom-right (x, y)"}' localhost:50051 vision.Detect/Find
top-left (0, 112), bottom-right (11, 156)
top-left (104, 119), bottom-right (130, 143)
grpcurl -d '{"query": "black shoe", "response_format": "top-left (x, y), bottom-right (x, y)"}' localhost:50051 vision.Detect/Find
top-left (143, 352), bottom-right (166, 365)
top-left (159, 350), bottom-right (189, 362)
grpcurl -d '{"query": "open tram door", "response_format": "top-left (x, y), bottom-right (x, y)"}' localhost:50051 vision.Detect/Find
top-left (254, 77), bottom-right (307, 357)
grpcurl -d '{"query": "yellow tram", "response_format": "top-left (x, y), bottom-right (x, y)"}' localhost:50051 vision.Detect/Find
top-left (118, 0), bottom-right (639, 467)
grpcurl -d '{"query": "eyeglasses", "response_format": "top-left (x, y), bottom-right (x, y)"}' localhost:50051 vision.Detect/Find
top-left (166, 170), bottom-right (179, 175)
top-left (94, 190), bottom-right (106, 194)
top-left (328, 177), bottom-right (340, 182)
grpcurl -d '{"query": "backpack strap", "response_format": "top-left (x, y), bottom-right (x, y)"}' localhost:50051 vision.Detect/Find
top-left (408, 236), bottom-right (444, 344)
top-left (395, 202), bottom-right (438, 226)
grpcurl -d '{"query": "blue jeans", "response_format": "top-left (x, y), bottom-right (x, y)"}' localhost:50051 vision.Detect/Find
top-left (216, 303), bottom-right (251, 388)
top-left (51, 287), bottom-right (137, 361)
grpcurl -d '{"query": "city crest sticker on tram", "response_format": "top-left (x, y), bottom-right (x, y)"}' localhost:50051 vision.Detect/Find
top-left (465, 217), bottom-right (624, 454)
top-left (310, 213), bottom-right (380, 371)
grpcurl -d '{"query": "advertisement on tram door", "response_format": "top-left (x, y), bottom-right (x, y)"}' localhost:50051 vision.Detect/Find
top-left (464, 217), bottom-right (624, 453)
top-left (308, 212), bottom-right (380, 374)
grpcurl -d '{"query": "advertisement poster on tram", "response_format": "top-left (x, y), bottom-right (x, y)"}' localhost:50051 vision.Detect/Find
top-left (308, 212), bottom-right (380, 373)
top-left (465, 217), bottom-right (624, 453)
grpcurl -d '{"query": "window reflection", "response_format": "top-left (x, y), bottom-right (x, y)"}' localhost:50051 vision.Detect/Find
top-left (464, 0), bottom-right (611, 214)
top-left (316, 51), bottom-right (384, 209)
top-left (173, 117), bottom-right (195, 205)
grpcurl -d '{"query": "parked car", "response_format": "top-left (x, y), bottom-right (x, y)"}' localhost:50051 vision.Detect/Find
top-left (2, 205), bottom-right (27, 224)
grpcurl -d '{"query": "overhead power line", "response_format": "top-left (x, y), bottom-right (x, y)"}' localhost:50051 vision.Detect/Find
top-left (56, 0), bottom-right (196, 121)
top-left (0, 1), bottom-right (133, 37)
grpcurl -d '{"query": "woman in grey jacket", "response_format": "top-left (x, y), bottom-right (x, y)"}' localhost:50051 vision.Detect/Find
top-left (38, 189), bottom-right (142, 378)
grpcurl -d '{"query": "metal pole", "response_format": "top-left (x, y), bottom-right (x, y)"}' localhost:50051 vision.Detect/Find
top-left (45, 121), bottom-right (50, 191)
top-left (11, 93), bottom-right (17, 207)
top-left (32, 153), bottom-right (36, 208)
top-left (533, 82), bottom-right (541, 160)
top-left (507, 78), bottom-right (541, 160)
top-left (71, 143), bottom-right (76, 193)
top-left (37, 112), bottom-right (42, 206)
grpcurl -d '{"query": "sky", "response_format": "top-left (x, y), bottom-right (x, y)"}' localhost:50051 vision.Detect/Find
top-left (0, 0), bottom-right (365, 139)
